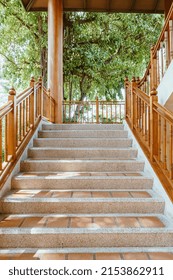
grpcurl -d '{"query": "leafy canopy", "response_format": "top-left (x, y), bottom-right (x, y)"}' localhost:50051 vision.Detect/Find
top-left (0, 0), bottom-right (164, 100)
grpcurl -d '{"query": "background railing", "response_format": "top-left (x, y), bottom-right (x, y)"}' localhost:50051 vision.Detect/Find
top-left (139, 2), bottom-right (173, 93)
top-left (0, 77), bottom-right (55, 188)
top-left (63, 98), bottom-right (125, 124)
top-left (125, 77), bottom-right (173, 201)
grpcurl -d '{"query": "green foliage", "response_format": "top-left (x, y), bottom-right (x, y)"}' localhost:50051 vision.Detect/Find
top-left (0, 0), bottom-right (47, 91)
top-left (0, 0), bottom-right (164, 99)
top-left (63, 12), bottom-right (164, 100)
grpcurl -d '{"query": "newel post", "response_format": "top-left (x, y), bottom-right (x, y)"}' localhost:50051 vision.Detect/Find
top-left (29, 77), bottom-right (36, 128)
top-left (96, 96), bottom-right (99, 124)
top-left (8, 88), bottom-right (17, 161)
top-left (38, 76), bottom-right (43, 117)
top-left (131, 77), bottom-right (137, 129)
top-left (150, 88), bottom-right (158, 162)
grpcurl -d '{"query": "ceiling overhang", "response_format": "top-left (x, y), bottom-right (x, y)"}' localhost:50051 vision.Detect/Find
top-left (21, 0), bottom-right (165, 14)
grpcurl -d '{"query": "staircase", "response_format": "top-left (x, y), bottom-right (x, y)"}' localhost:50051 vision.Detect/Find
top-left (0, 123), bottom-right (173, 260)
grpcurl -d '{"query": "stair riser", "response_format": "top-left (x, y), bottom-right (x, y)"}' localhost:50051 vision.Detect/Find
top-left (38, 131), bottom-right (128, 138)
top-left (42, 124), bottom-right (124, 131)
top-left (34, 139), bottom-right (132, 148)
top-left (21, 162), bottom-right (145, 172)
top-left (1, 233), bottom-right (173, 248)
top-left (0, 201), bottom-right (164, 214)
top-left (12, 178), bottom-right (153, 190)
top-left (28, 149), bottom-right (138, 159)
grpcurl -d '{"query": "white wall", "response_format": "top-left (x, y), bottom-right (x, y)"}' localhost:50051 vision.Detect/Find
top-left (157, 60), bottom-right (173, 105)
top-left (124, 121), bottom-right (173, 221)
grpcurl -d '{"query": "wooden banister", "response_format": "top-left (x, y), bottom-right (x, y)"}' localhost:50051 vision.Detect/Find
top-left (125, 79), bottom-right (173, 202)
top-left (139, 3), bottom-right (173, 92)
top-left (0, 76), bottom-right (55, 189)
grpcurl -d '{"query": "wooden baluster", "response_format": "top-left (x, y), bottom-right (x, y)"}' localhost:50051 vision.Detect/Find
top-left (0, 119), bottom-right (2, 170)
top-left (38, 77), bottom-right (43, 117)
top-left (170, 125), bottom-right (173, 179)
top-left (111, 102), bottom-right (113, 122)
top-left (92, 103), bottom-right (94, 123)
top-left (142, 101), bottom-right (145, 137)
top-left (68, 100), bottom-right (71, 123)
top-left (163, 119), bottom-right (167, 169)
top-left (131, 77), bottom-right (137, 129)
top-left (165, 31), bottom-right (169, 70)
top-left (157, 50), bottom-right (160, 85)
top-left (150, 88), bottom-right (158, 162)
top-left (24, 100), bottom-right (26, 135)
top-left (47, 89), bottom-right (51, 122)
top-left (96, 96), bottom-right (99, 124)
top-left (124, 77), bottom-right (128, 119)
top-left (29, 77), bottom-right (36, 128)
top-left (145, 103), bottom-right (148, 142)
top-left (148, 104), bottom-right (150, 145)
top-left (158, 115), bottom-right (161, 162)
top-left (7, 88), bottom-right (17, 161)
top-left (169, 20), bottom-right (173, 61)
top-left (160, 42), bottom-right (164, 78)
top-left (26, 98), bottom-right (29, 132)
top-left (150, 46), bottom-right (154, 90)
top-left (20, 102), bottom-right (23, 140)
top-left (5, 116), bottom-right (8, 162)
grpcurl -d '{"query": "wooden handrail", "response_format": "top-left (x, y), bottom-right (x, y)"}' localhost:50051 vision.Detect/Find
top-left (125, 79), bottom-right (173, 202)
top-left (139, 3), bottom-right (173, 92)
top-left (0, 101), bottom-right (13, 119)
top-left (0, 77), bottom-right (55, 189)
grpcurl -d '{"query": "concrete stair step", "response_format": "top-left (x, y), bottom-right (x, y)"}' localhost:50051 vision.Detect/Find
top-left (34, 138), bottom-right (133, 148)
top-left (28, 147), bottom-right (138, 159)
top-left (12, 172), bottom-right (153, 190)
top-left (1, 247), bottom-right (173, 260)
top-left (42, 124), bottom-right (125, 131)
top-left (0, 190), bottom-right (164, 214)
top-left (20, 159), bottom-right (145, 172)
top-left (0, 214), bottom-right (172, 248)
top-left (38, 130), bottom-right (128, 138)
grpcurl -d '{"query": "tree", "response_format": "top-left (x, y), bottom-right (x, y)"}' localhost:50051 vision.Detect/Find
top-left (0, 0), bottom-right (47, 91)
top-left (63, 12), bottom-right (164, 101)
top-left (0, 0), bottom-right (164, 100)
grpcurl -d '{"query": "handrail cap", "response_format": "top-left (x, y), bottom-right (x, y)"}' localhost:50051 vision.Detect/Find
top-left (150, 88), bottom-right (157, 96)
top-left (9, 87), bottom-right (16, 96)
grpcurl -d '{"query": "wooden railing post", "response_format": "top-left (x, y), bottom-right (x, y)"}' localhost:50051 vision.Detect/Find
top-left (131, 77), bottom-right (137, 129)
top-left (8, 88), bottom-right (17, 161)
top-left (48, 89), bottom-right (52, 122)
top-left (38, 76), bottom-right (43, 117)
top-left (150, 88), bottom-right (158, 162)
top-left (96, 96), bottom-right (99, 123)
top-left (124, 77), bottom-right (129, 119)
top-left (150, 46), bottom-right (154, 90)
top-left (29, 77), bottom-right (36, 128)
top-left (169, 20), bottom-right (173, 61)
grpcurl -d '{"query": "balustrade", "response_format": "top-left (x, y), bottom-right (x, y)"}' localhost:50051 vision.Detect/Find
top-left (63, 99), bottom-right (125, 124)
top-left (125, 77), bottom-right (173, 201)
top-left (0, 77), bottom-right (55, 188)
